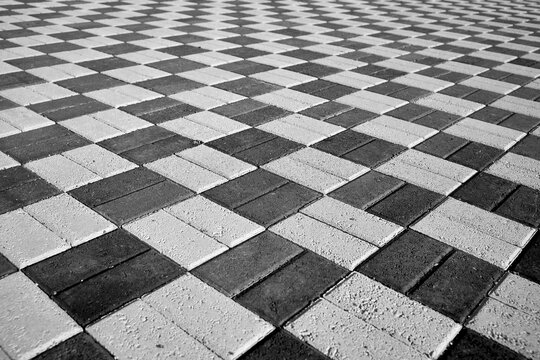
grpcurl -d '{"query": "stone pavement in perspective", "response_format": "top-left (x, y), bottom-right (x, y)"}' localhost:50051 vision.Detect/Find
top-left (0, 0), bottom-right (539, 358)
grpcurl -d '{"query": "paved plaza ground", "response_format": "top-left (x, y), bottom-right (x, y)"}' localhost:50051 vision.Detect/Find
top-left (0, 0), bottom-right (539, 358)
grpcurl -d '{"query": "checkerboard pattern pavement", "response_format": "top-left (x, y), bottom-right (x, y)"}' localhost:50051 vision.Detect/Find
top-left (0, 0), bottom-right (539, 358)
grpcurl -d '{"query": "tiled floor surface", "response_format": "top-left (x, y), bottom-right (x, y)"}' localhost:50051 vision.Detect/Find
top-left (0, 0), bottom-right (539, 358)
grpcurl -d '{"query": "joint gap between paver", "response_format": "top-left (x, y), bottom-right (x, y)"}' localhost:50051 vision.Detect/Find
top-left (337, 137), bottom-right (378, 160)
top-left (229, 135), bottom-right (280, 156)
top-left (489, 184), bottom-right (523, 215)
top-left (438, 139), bottom-right (472, 159)
top-left (462, 274), bottom-right (509, 326)
top-left (229, 181), bottom-right (293, 211)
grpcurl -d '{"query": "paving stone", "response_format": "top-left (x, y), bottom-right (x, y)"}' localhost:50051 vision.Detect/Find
top-left (452, 172), bottom-right (518, 211)
top-left (55, 249), bottom-right (184, 326)
top-left (0, 273), bottom-right (81, 360)
top-left (31, 333), bottom-right (114, 360)
top-left (329, 171), bottom-right (404, 210)
top-left (440, 328), bottom-right (529, 360)
top-left (358, 230), bottom-right (453, 293)
top-left (193, 231), bottom-right (303, 297)
top-left (491, 273), bottom-right (540, 317)
top-left (236, 182), bottom-right (320, 227)
top-left (286, 299), bottom-right (428, 360)
top-left (203, 169), bottom-right (288, 209)
top-left (444, 118), bottom-right (525, 150)
top-left (143, 274), bottom-right (274, 359)
top-left (0, 252), bottom-right (16, 279)
top-left (312, 130), bottom-right (373, 157)
top-left (0, 176), bottom-right (60, 214)
top-left (235, 137), bottom-right (303, 166)
top-left (342, 138), bottom-right (406, 167)
top-left (496, 186), bottom-right (540, 227)
top-left (414, 132), bottom-right (468, 158)
top-left (88, 300), bottom-right (219, 360)
top-left (325, 273), bottom-right (461, 358)
top-left (240, 330), bottom-right (330, 360)
top-left (165, 195), bottom-right (263, 247)
top-left (448, 142), bottom-right (504, 171)
top-left (302, 197), bottom-right (403, 247)
top-left (486, 153), bottom-right (540, 191)
top-left (510, 134), bottom-right (540, 162)
top-left (468, 297), bottom-right (540, 359)
top-left (411, 251), bottom-right (503, 322)
top-left (368, 183), bottom-right (444, 226)
top-left (237, 251), bottom-right (347, 325)
top-left (24, 194), bottom-right (116, 247)
top-left (24, 229), bottom-right (150, 295)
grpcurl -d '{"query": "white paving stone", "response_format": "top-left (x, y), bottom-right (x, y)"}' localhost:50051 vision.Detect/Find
top-left (491, 273), bottom-right (540, 318)
top-left (91, 109), bottom-right (151, 133)
top-left (460, 76), bottom-right (520, 94)
top-left (415, 93), bottom-right (484, 117)
top-left (337, 90), bottom-right (407, 114)
top-left (177, 145), bottom-right (256, 180)
top-left (289, 148), bottom-right (368, 180)
top-left (63, 144), bottom-right (136, 178)
top-left (286, 299), bottom-right (429, 360)
top-left (165, 196), bottom-right (264, 247)
top-left (24, 194), bottom-right (115, 246)
top-left (125, 210), bottom-right (226, 270)
top-left (0, 151), bottom-right (18, 170)
top-left (270, 213), bottom-right (377, 270)
top-left (254, 89), bottom-right (326, 112)
top-left (393, 73), bottom-right (453, 92)
top-left (354, 115), bottom-right (437, 147)
top-left (486, 153), bottom-right (540, 190)
top-left (185, 111), bottom-right (249, 135)
top-left (0, 210), bottom-right (68, 267)
top-left (161, 117), bottom-right (226, 142)
top-left (146, 155), bottom-right (227, 193)
top-left (264, 156), bottom-right (346, 194)
top-left (25, 155), bottom-right (101, 191)
top-left (468, 298), bottom-right (540, 360)
top-left (0, 107), bottom-right (53, 131)
top-left (323, 71), bottom-right (385, 89)
top-left (258, 120), bottom-right (326, 145)
top-left (0, 273), bottom-right (81, 360)
top-left (143, 274), bottom-right (274, 359)
top-left (60, 116), bottom-right (123, 142)
top-left (324, 273), bottom-right (461, 358)
top-left (444, 118), bottom-right (526, 150)
top-left (301, 197), bottom-right (403, 247)
top-left (88, 300), bottom-right (219, 360)
top-left (491, 95), bottom-right (540, 117)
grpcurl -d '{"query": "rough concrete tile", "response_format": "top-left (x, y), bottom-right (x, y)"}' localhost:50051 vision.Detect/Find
top-left (63, 144), bottom-right (136, 178)
top-left (289, 147), bottom-right (368, 180)
top-left (0, 273), bottom-right (81, 360)
top-left (143, 274), bottom-right (274, 359)
top-left (491, 273), bottom-right (540, 317)
top-left (30, 333), bottom-right (113, 360)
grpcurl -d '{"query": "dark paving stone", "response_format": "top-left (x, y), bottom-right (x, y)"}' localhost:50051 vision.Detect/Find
top-left (219, 60), bottom-right (274, 76)
top-left (240, 330), bottom-right (331, 360)
top-left (0, 96), bottom-right (18, 111)
top-left (70, 167), bottom-right (164, 208)
top-left (510, 135), bottom-right (540, 161)
top-left (24, 229), bottom-right (149, 295)
top-left (208, 128), bottom-right (275, 155)
top-left (148, 58), bottom-right (205, 73)
top-left (292, 80), bottom-right (334, 95)
top-left (222, 47), bottom-right (268, 59)
top-left (235, 137), bottom-right (303, 166)
top-left (512, 232), bottom-right (540, 285)
top-left (0, 166), bottom-right (38, 191)
top-left (95, 43), bottom-right (145, 55)
top-left (324, 108), bottom-right (377, 128)
top-left (282, 49), bottom-right (326, 61)
top-left (193, 231), bottom-right (303, 297)
top-left (286, 63), bottom-right (340, 77)
top-left (233, 105), bottom-right (290, 126)
top-left (358, 230), bottom-right (453, 293)
top-left (98, 126), bottom-right (174, 154)
top-left (411, 251), bottom-right (503, 323)
top-left (212, 99), bottom-right (267, 118)
top-left (0, 71), bottom-right (45, 90)
top-left (465, 90), bottom-right (502, 105)
top-left (136, 75), bottom-right (202, 95)
top-left (0, 178), bottom-right (60, 214)
top-left (29, 95), bottom-right (111, 121)
top-left (368, 81), bottom-right (407, 95)
top-left (448, 142), bottom-right (503, 171)
top-left (312, 130), bottom-right (373, 156)
top-left (368, 184), bottom-right (444, 226)
top-left (139, 104), bottom-right (201, 124)
top-left (33, 42), bottom-right (83, 54)
top-left (342, 139), bottom-right (406, 168)
top-left (236, 251), bottom-right (347, 325)
top-left (216, 78), bottom-right (280, 97)
top-left (414, 110), bottom-right (461, 130)
top-left (300, 102), bottom-right (351, 121)
top-left (330, 171), bottom-right (404, 210)
top-left (236, 182), bottom-right (320, 227)
top-left (391, 87), bottom-right (431, 101)
top-left (496, 186), bottom-right (540, 227)
top-left (95, 180), bottom-right (193, 224)
top-left (203, 169), bottom-right (288, 209)
top-left (452, 173), bottom-right (517, 211)
top-left (55, 249), bottom-right (184, 326)
top-left (440, 85), bottom-right (478, 98)
top-left (0, 252), bottom-right (16, 279)
top-left (79, 57), bottom-right (136, 72)
top-left (498, 113), bottom-right (540, 132)
top-left (119, 97), bottom-right (180, 117)
top-left (119, 134), bottom-right (198, 164)
top-left (31, 333), bottom-right (113, 360)
top-left (440, 328), bottom-right (529, 360)
top-left (56, 74), bottom-right (124, 93)
top-left (414, 133), bottom-right (468, 158)
top-left (159, 44), bottom-right (206, 56)
top-left (0, 125), bottom-right (90, 163)
top-left (6, 55), bottom-right (66, 70)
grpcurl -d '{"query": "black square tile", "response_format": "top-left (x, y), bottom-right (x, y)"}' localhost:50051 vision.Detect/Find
top-left (216, 78), bottom-right (280, 97)
top-left (496, 186), bottom-right (540, 227)
top-left (299, 102), bottom-right (351, 121)
top-left (312, 130), bottom-right (373, 157)
top-left (236, 251), bottom-right (347, 325)
top-left (212, 99), bottom-right (267, 118)
top-left (411, 251), bottom-right (503, 322)
top-left (29, 95), bottom-right (111, 121)
top-left (448, 142), bottom-right (503, 171)
top-left (343, 139), bottom-right (406, 167)
top-left (235, 137), bottom-right (303, 166)
top-left (414, 133), bottom-right (468, 158)
top-left (329, 171), bottom-right (404, 210)
top-left (452, 173), bottom-right (517, 211)
top-left (325, 108), bottom-right (378, 128)
top-left (358, 230), bottom-right (453, 293)
top-left (368, 184), bottom-right (444, 226)
top-left (208, 128), bottom-right (275, 155)
top-left (193, 231), bottom-right (303, 297)
top-left (233, 105), bottom-right (290, 126)
top-left (56, 74), bottom-right (125, 93)
top-left (510, 135), bottom-right (540, 161)
top-left (414, 110), bottom-right (461, 130)
top-left (136, 75), bottom-right (202, 95)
